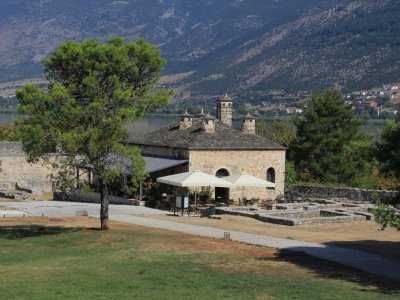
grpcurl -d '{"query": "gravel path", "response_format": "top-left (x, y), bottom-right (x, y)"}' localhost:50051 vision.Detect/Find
top-left (1, 200), bottom-right (399, 282)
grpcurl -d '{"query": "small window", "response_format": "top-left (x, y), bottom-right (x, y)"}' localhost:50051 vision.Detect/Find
top-left (267, 168), bottom-right (275, 183)
top-left (216, 168), bottom-right (229, 178)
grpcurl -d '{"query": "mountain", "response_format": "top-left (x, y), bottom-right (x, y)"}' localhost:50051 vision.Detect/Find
top-left (0, 0), bottom-right (399, 103)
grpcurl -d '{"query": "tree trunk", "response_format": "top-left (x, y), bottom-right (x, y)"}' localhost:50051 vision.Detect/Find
top-left (99, 179), bottom-right (109, 230)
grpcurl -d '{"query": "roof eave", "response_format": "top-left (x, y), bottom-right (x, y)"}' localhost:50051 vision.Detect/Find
top-left (188, 147), bottom-right (287, 151)
top-left (128, 142), bottom-right (286, 151)
top-left (128, 141), bottom-right (190, 151)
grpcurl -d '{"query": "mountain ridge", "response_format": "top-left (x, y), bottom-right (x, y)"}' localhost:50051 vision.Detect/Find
top-left (0, 0), bottom-right (399, 103)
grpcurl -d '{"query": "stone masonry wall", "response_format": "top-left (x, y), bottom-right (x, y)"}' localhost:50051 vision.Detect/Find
top-left (0, 142), bottom-right (55, 193)
top-left (189, 150), bottom-right (285, 200)
top-left (0, 142), bottom-right (23, 154)
top-left (0, 156), bottom-right (55, 193)
top-left (54, 189), bottom-right (135, 205)
top-left (286, 185), bottom-right (398, 203)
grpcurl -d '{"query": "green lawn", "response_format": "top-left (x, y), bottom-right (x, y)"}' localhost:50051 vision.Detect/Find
top-left (0, 221), bottom-right (398, 300)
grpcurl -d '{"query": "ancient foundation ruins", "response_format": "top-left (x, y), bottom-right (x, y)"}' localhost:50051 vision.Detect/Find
top-left (217, 199), bottom-right (375, 226)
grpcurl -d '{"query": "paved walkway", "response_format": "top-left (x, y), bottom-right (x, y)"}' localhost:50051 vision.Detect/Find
top-left (0, 200), bottom-right (167, 217)
top-left (1, 200), bottom-right (400, 282)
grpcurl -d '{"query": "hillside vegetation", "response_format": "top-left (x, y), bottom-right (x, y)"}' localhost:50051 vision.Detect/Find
top-left (0, 0), bottom-right (399, 102)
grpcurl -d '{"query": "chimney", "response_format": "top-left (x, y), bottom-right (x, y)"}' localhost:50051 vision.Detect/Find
top-left (196, 108), bottom-right (207, 119)
top-left (216, 94), bottom-right (233, 126)
top-left (179, 111), bottom-right (193, 130)
top-left (242, 113), bottom-right (255, 134)
top-left (202, 114), bottom-right (215, 133)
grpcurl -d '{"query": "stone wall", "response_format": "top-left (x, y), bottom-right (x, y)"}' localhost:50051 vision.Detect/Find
top-left (0, 141), bottom-right (24, 154)
top-left (189, 149), bottom-right (285, 200)
top-left (0, 142), bottom-right (55, 194)
top-left (217, 207), bottom-right (366, 226)
top-left (54, 189), bottom-right (136, 205)
top-left (286, 185), bottom-right (398, 203)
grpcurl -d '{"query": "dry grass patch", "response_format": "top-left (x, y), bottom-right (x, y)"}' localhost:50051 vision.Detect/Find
top-left (0, 216), bottom-right (399, 299)
top-left (145, 214), bottom-right (400, 261)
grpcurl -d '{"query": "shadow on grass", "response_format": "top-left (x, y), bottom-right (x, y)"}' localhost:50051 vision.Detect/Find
top-left (256, 241), bottom-right (400, 294)
top-left (325, 240), bottom-right (400, 262)
top-left (0, 225), bottom-right (83, 240)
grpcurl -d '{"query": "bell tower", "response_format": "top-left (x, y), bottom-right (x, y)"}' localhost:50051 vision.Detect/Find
top-left (216, 94), bottom-right (233, 126)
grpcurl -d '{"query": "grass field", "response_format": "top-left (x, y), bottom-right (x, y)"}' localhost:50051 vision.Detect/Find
top-left (0, 217), bottom-right (399, 300)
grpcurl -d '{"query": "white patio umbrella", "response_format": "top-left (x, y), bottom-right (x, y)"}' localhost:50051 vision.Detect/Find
top-left (157, 171), bottom-right (234, 205)
top-left (221, 174), bottom-right (275, 203)
top-left (222, 174), bottom-right (275, 188)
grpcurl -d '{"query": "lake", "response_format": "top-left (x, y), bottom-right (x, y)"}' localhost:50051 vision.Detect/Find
top-left (0, 111), bottom-right (387, 140)
top-left (0, 111), bottom-right (179, 138)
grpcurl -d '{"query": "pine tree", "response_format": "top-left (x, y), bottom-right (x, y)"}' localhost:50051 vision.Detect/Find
top-left (292, 89), bottom-right (373, 184)
top-left (16, 37), bottom-right (172, 230)
top-left (373, 117), bottom-right (400, 230)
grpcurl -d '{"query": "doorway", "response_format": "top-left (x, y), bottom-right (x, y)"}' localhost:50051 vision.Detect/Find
top-left (215, 168), bottom-right (230, 203)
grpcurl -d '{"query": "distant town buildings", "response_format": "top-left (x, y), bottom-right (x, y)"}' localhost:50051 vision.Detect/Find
top-left (0, 78), bottom-right (399, 118)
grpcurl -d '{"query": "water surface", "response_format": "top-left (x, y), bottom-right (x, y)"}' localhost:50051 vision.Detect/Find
top-left (0, 111), bottom-right (387, 140)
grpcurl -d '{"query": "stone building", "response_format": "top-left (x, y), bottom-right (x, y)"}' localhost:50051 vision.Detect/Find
top-left (128, 95), bottom-right (286, 201)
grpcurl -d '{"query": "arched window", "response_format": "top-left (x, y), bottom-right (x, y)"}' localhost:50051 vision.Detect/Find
top-left (267, 168), bottom-right (275, 183)
top-left (216, 168), bottom-right (229, 178)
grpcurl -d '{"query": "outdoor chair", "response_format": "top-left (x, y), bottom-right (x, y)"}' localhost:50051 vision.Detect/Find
top-left (188, 205), bottom-right (200, 216)
top-left (243, 197), bottom-right (254, 206)
top-left (250, 197), bottom-right (259, 206)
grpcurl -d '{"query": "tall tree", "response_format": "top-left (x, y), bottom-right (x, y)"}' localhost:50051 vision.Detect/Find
top-left (16, 37), bottom-right (172, 230)
top-left (373, 117), bottom-right (400, 230)
top-left (292, 89), bottom-right (373, 184)
top-left (256, 119), bottom-right (296, 148)
top-left (378, 118), bottom-right (400, 177)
